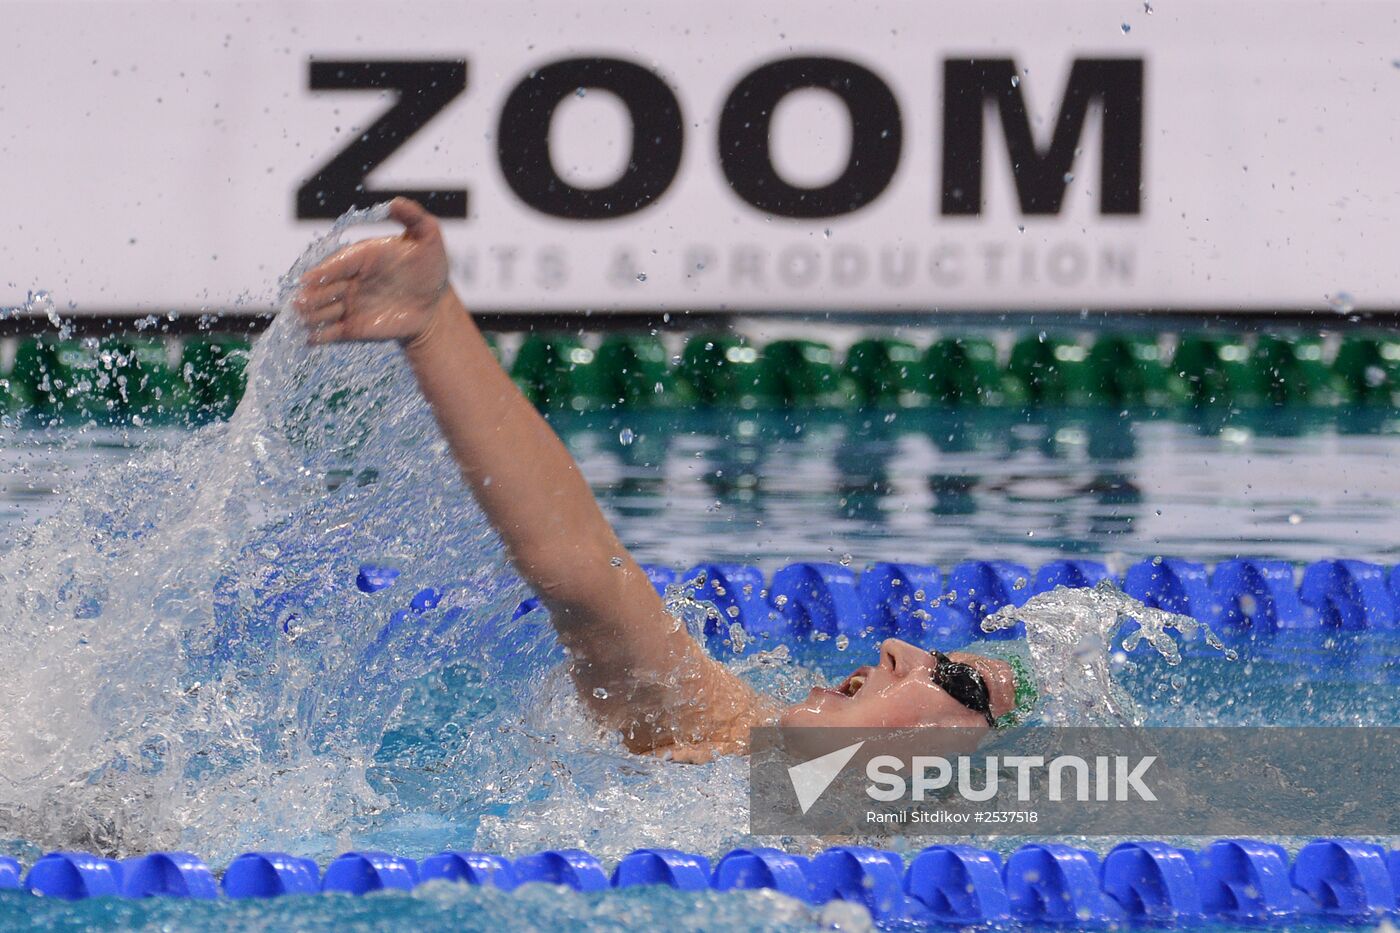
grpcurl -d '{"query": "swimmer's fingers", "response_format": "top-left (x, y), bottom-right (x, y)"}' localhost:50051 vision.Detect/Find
top-left (306, 320), bottom-right (348, 345)
top-left (300, 239), bottom-right (376, 288)
top-left (298, 300), bottom-right (346, 327)
top-left (388, 197), bottom-right (439, 242)
top-left (293, 280), bottom-right (350, 319)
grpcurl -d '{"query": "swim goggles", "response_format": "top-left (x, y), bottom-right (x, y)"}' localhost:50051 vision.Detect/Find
top-left (930, 650), bottom-right (995, 728)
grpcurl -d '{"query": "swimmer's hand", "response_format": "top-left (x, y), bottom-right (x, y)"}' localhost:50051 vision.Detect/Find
top-left (293, 198), bottom-right (452, 347)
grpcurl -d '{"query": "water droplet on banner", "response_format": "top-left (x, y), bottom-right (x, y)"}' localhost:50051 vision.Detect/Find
top-left (1326, 291), bottom-right (1355, 313)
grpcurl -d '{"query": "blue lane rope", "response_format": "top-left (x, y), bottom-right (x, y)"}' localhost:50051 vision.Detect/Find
top-left (484, 557), bottom-right (1400, 646)
top-left (5, 840), bottom-right (1398, 925)
top-left (7, 563), bottom-right (1399, 918)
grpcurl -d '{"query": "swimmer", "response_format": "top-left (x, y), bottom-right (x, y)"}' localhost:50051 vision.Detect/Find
top-left (294, 198), bottom-right (1017, 763)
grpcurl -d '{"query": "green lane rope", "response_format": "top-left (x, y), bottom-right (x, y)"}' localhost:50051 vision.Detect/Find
top-left (2, 330), bottom-right (1397, 419)
top-left (1, 336), bottom-right (249, 421)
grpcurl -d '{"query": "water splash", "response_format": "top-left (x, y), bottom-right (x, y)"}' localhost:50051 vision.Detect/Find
top-left (0, 206), bottom-right (1260, 866)
top-left (0, 206), bottom-right (537, 860)
top-left (0, 207), bottom-right (817, 865)
top-left (982, 580), bottom-right (1236, 726)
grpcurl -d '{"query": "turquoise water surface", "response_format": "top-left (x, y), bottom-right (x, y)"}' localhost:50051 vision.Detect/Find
top-left (1, 287), bottom-right (1397, 931)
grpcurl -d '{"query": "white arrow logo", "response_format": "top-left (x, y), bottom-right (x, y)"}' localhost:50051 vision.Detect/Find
top-left (787, 741), bottom-right (865, 814)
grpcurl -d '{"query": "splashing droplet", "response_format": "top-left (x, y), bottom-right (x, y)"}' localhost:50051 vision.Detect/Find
top-left (1326, 291), bottom-right (1355, 313)
top-left (982, 580), bottom-right (1237, 726)
top-left (618, 427), bottom-right (635, 446)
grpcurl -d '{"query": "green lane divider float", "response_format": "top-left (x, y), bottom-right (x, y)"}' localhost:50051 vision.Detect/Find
top-left (3, 331), bottom-right (1397, 418)
top-left (179, 336), bottom-right (252, 420)
top-left (2, 336), bottom-right (250, 421)
top-left (509, 330), bottom-right (1400, 411)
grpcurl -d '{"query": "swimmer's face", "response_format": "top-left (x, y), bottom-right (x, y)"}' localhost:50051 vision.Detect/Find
top-left (779, 639), bottom-right (1016, 732)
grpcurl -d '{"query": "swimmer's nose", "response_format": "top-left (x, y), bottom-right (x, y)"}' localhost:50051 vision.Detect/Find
top-left (880, 638), bottom-right (933, 678)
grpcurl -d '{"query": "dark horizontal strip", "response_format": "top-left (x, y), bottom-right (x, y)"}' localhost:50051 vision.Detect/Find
top-left (3, 307), bottom-right (1400, 337)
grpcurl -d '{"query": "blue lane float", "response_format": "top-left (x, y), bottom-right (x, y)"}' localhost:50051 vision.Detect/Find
top-left (24, 852), bottom-right (124, 900)
top-left (857, 563), bottom-right (942, 641)
top-left (8, 838), bottom-right (1397, 929)
top-left (942, 560), bottom-right (1031, 639)
top-left (484, 556), bottom-right (1400, 643)
top-left (903, 844), bottom-right (1010, 925)
top-left (120, 852), bottom-right (218, 899)
top-left (419, 852), bottom-right (515, 890)
top-left (1299, 559), bottom-right (1398, 630)
top-left (1032, 558), bottom-right (1112, 592)
top-left (768, 563), bottom-right (864, 638)
top-left (321, 851), bottom-right (419, 895)
top-left (1099, 841), bottom-right (1203, 925)
top-left (804, 846), bottom-right (907, 922)
top-left (1195, 838), bottom-right (1299, 922)
top-left (710, 847), bottom-right (813, 903)
top-left (1212, 559), bottom-right (1311, 632)
top-left (1290, 838), bottom-right (1397, 920)
top-left (0, 856), bottom-right (21, 890)
top-left (511, 849), bottom-right (609, 892)
top-left (610, 848), bottom-right (711, 891)
top-left (682, 563), bottom-right (771, 639)
top-left (221, 852), bottom-right (321, 898)
top-left (1003, 843), bottom-right (1124, 928)
top-left (1123, 558), bottom-right (1215, 622)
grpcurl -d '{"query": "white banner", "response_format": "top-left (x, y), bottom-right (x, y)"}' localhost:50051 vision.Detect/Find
top-left (1, 0), bottom-right (1397, 314)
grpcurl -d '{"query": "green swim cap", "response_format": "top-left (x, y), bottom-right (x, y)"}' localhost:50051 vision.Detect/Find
top-left (994, 653), bottom-right (1040, 729)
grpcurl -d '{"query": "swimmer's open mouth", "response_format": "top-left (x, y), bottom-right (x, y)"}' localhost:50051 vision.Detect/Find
top-left (835, 667), bottom-right (872, 698)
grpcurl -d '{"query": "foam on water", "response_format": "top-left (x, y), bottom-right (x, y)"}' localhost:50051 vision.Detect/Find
top-left (982, 579), bottom-right (1237, 727)
top-left (0, 207), bottom-right (530, 859)
top-left (0, 209), bottom-right (821, 864)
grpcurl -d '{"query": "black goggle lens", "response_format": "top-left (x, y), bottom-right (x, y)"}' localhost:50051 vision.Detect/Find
top-left (930, 650), bottom-right (995, 727)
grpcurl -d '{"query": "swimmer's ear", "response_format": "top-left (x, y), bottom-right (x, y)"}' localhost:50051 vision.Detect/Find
top-left (388, 198), bottom-right (439, 242)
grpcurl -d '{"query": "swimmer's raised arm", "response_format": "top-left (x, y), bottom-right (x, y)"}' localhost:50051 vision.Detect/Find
top-left (295, 199), bottom-right (771, 760)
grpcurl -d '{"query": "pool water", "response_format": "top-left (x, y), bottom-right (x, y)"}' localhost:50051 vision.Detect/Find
top-left (0, 878), bottom-right (1382, 933)
top-left (2, 398), bottom-right (1397, 928)
top-left (9, 405), bottom-right (1399, 569)
top-left (0, 214), bottom-right (1394, 930)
